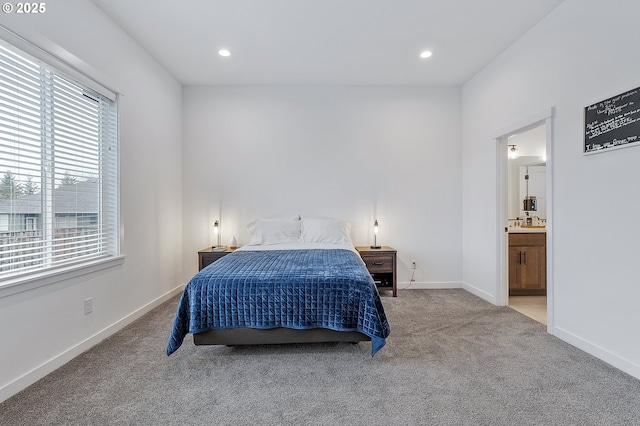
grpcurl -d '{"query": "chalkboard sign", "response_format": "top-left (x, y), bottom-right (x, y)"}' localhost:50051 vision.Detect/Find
top-left (584, 86), bottom-right (640, 154)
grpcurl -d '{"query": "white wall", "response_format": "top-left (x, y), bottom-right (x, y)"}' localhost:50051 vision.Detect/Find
top-left (462, 0), bottom-right (640, 378)
top-left (0, 0), bottom-right (183, 401)
top-left (182, 86), bottom-right (462, 287)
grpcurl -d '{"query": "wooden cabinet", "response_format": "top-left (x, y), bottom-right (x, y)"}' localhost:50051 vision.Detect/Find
top-left (198, 247), bottom-right (234, 271)
top-left (356, 246), bottom-right (397, 297)
top-left (509, 233), bottom-right (546, 296)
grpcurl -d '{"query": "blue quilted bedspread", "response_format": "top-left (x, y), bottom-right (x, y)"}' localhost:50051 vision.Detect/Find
top-left (167, 249), bottom-right (390, 356)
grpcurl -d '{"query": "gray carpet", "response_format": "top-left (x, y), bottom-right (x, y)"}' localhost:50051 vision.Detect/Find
top-left (1, 289), bottom-right (639, 425)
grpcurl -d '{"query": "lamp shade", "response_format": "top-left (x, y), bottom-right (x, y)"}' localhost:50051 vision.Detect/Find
top-left (213, 220), bottom-right (221, 247)
top-left (371, 219), bottom-right (381, 249)
top-left (523, 196), bottom-right (537, 212)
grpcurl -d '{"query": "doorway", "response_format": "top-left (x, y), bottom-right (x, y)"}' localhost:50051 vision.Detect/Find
top-left (496, 109), bottom-right (553, 331)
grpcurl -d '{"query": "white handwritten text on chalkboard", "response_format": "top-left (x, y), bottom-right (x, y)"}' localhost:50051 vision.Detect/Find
top-left (584, 87), bottom-right (640, 153)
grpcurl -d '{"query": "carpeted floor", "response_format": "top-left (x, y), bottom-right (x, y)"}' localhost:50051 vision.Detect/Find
top-left (1, 289), bottom-right (639, 425)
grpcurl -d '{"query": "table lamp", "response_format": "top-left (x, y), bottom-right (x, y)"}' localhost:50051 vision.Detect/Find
top-left (370, 219), bottom-right (381, 249)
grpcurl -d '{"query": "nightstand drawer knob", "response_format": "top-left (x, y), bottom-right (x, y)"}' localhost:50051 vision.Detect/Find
top-left (373, 262), bottom-right (384, 265)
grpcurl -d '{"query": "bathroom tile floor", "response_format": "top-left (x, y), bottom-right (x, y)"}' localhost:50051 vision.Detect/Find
top-left (509, 296), bottom-right (547, 325)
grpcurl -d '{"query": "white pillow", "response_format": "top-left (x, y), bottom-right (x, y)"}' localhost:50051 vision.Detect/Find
top-left (301, 217), bottom-right (352, 244)
top-left (247, 217), bottom-right (301, 245)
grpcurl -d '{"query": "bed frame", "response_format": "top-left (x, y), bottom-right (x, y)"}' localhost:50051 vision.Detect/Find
top-left (193, 327), bottom-right (370, 346)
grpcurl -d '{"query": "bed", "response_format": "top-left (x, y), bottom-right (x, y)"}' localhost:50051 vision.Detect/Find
top-left (166, 217), bottom-right (391, 356)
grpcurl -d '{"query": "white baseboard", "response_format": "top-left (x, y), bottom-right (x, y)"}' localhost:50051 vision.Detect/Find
top-left (552, 326), bottom-right (640, 381)
top-left (397, 281), bottom-right (462, 290)
top-left (461, 281), bottom-right (496, 304)
top-left (0, 285), bottom-right (185, 403)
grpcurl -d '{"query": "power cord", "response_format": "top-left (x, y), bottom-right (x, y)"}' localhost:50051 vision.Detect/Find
top-left (400, 263), bottom-right (418, 290)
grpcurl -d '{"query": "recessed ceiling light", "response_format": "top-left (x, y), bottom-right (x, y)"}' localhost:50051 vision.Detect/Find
top-left (419, 50), bottom-right (432, 59)
top-left (218, 49), bottom-right (231, 57)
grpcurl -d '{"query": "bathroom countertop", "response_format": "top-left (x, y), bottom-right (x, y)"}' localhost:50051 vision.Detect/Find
top-left (508, 226), bottom-right (546, 233)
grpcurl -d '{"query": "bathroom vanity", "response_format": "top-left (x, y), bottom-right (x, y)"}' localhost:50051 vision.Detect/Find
top-left (508, 230), bottom-right (546, 295)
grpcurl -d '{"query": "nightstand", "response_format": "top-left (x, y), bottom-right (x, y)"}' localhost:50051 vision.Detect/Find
top-left (355, 246), bottom-right (397, 297)
top-left (198, 247), bottom-right (235, 271)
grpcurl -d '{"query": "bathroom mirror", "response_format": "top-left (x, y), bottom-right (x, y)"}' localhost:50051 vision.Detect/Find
top-left (506, 124), bottom-right (546, 220)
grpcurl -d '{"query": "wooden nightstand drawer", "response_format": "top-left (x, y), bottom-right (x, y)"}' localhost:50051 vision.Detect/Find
top-left (355, 246), bottom-right (397, 297)
top-left (362, 254), bottom-right (394, 273)
top-left (198, 247), bottom-right (235, 271)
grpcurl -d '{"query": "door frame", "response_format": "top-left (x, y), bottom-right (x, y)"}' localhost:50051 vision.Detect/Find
top-left (495, 107), bottom-right (554, 332)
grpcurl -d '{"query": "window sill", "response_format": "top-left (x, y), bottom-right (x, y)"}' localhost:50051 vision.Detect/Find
top-left (0, 256), bottom-right (125, 299)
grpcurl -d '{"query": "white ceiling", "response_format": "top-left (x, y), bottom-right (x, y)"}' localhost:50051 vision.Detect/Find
top-left (92, 0), bottom-right (565, 86)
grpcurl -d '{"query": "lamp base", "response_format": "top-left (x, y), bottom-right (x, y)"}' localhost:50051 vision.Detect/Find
top-left (370, 245), bottom-right (381, 249)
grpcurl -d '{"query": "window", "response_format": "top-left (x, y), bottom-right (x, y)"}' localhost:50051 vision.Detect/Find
top-left (0, 39), bottom-right (118, 283)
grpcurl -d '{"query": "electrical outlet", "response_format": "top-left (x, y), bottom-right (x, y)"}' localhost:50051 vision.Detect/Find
top-left (84, 297), bottom-right (93, 315)
top-left (411, 260), bottom-right (417, 269)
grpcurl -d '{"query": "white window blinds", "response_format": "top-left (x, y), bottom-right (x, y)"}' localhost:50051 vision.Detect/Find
top-left (0, 41), bottom-right (118, 281)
